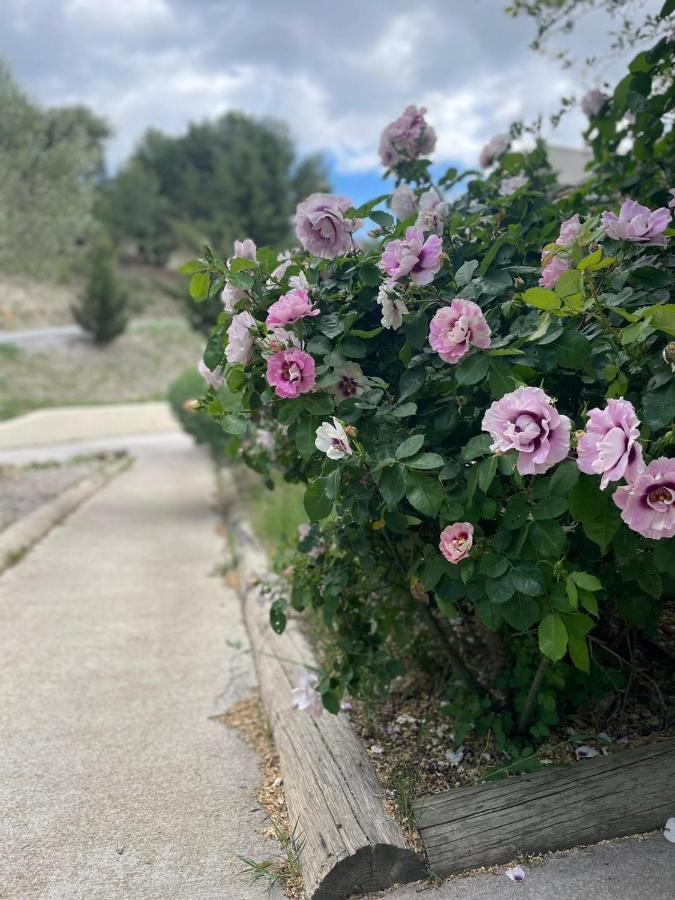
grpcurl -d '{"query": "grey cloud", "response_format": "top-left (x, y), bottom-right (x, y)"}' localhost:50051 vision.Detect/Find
top-left (0, 0), bottom-right (664, 173)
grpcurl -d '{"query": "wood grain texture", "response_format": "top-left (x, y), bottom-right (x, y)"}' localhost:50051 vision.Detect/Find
top-left (222, 472), bottom-right (426, 900)
top-left (414, 739), bottom-right (675, 876)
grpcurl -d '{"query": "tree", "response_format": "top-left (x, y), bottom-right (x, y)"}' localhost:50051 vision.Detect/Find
top-left (102, 112), bottom-right (330, 265)
top-left (72, 231), bottom-right (129, 344)
top-left (0, 63), bottom-right (109, 278)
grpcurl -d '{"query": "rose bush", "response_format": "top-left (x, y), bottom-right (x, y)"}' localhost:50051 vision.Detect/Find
top-left (188, 30), bottom-right (674, 750)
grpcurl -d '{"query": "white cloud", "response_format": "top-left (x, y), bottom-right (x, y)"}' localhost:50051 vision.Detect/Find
top-left (64, 0), bottom-right (173, 32)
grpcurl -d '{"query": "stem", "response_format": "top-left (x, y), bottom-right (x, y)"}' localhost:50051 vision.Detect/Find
top-left (518, 656), bottom-right (551, 733)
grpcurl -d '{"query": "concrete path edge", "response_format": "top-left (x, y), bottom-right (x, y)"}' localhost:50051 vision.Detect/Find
top-left (0, 455), bottom-right (130, 572)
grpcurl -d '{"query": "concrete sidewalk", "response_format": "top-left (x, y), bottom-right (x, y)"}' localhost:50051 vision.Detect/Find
top-left (0, 437), bottom-right (281, 899)
top-left (0, 403), bottom-right (179, 450)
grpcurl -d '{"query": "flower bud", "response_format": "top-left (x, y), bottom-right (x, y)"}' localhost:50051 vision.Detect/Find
top-left (663, 342), bottom-right (675, 371)
top-left (344, 425), bottom-right (358, 437)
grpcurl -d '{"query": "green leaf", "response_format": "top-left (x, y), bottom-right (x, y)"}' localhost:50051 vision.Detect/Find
top-left (479, 552), bottom-right (509, 578)
top-left (568, 634), bottom-right (590, 672)
top-left (322, 691), bottom-right (340, 715)
top-left (503, 495), bottom-right (530, 529)
top-left (393, 401), bottom-right (417, 418)
top-left (578, 589), bottom-right (598, 616)
top-left (407, 452), bottom-right (445, 470)
top-left (270, 600), bottom-right (287, 635)
top-left (405, 471), bottom-right (444, 517)
top-left (532, 495), bottom-right (568, 519)
top-left (577, 249), bottom-right (603, 271)
top-left (530, 521), bottom-right (566, 558)
top-left (549, 461), bottom-right (579, 496)
top-left (189, 271), bottom-right (210, 301)
top-left (293, 416), bottom-right (316, 459)
top-left (370, 209), bottom-right (394, 228)
top-left (359, 262), bottom-right (382, 286)
top-left (501, 595), bottom-right (540, 631)
top-left (304, 393), bottom-right (334, 415)
top-left (455, 259), bottom-right (478, 287)
top-left (461, 434), bottom-right (492, 461)
top-left (399, 367), bottom-right (426, 401)
top-left (511, 565), bottom-right (545, 597)
top-left (221, 414), bottom-right (247, 436)
top-left (645, 304), bottom-right (675, 338)
top-left (396, 434), bottom-right (425, 459)
top-left (555, 331), bottom-right (591, 369)
top-left (486, 573), bottom-right (515, 603)
top-left (179, 260), bottom-right (205, 275)
top-left (642, 383), bottom-right (675, 430)
top-left (304, 479), bottom-right (334, 521)
top-left (478, 455), bottom-right (498, 493)
top-left (455, 352), bottom-right (490, 386)
top-left (228, 271), bottom-right (254, 291)
top-left (522, 287), bottom-right (561, 311)
top-left (570, 571), bottom-right (602, 592)
top-left (568, 476), bottom-right (621, 552)
top-left (379, 464), bottom-right (407, 506)
top-left (323, 468), bottom-right (341, 501)
top-left (539, 613), bottom-right (568, 662)
top-left (565, 576), bottom-right (578, 608)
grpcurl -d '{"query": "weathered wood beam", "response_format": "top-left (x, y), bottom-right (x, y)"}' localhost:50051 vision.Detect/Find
top-left (221, 471), bottom-right (426, 899)
top-left (414, 739), bottom-right (675, 876)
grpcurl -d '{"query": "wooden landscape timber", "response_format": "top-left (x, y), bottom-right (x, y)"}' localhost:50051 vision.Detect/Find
top-left (220, 470), bottom-right (427, 900)
top-left (414, 738), bottom-right (675, 877)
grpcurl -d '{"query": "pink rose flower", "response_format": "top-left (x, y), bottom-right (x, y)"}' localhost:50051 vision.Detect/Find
top-left (601, 199), bottom-right (671, 247)
top-left (390, 184), bottom-right (418, 221)
top-left (439, 522), bottom-right (474, 564)
top-left (539, 250), bottom-right (570, 288)
top-left (295, 193), bottom-right (360, 259)
top-left (198, 358), bottom-right (223, 389)
top-left (221, 282), bottom-right (246, 312)
top-left (265, 288), bottom-right (319, 328)
top-left (669, 189), bottom-right (675, 210)
top-left (379, 105), bottom-right (437, 169)
top-left (581, 90), bottom-right (606, 118)
top-left (479, 134), bottom-right (510, 169)
top-left (330, 362), bottom-right (364, 403)
top-left (291, 669), bottom-right (323, 717)
top-left (266, 348), bottom-right (316, 399)
top-left (233, 238), bottom-right (257, 261)
top-left (225, 311), bottom-right (256, 365)
top-left (577, 399), bottom-right (644, 490)
top-left (429, 298), bottom-right (491, 364)
top-left (416, 189), bottom-right (448, 235)
top-left (556, 214), bottom-right (582, 247)
top-left (482, 386), bottom-right (571, 476)
top-left (613, 458), bottom-right (675, 540)
top-left (379, 226), bottom-right (443, 285)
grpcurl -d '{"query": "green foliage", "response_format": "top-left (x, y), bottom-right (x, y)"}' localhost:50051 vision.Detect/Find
top-left (0, 63), bottom-right (108, 278)
top-left (167, 367), bottom-right (234, 461)
top-left (72, 232), bottom-right (129, 344)
top-left (191, 31), bottom-right (674, 751)
top-left (101, 112), bottom-right (330, 270)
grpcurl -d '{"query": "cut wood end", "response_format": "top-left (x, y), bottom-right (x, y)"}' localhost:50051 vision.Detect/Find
top-left (312, 843), bottom-right (427, 900)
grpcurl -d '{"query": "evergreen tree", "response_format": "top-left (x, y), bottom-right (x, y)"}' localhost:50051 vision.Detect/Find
top-left (72, 232), bottom-right (129, 344)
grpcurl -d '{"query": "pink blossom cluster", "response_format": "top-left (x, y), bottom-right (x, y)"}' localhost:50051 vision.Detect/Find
top-left (379, 105), bottom-right (437, 169)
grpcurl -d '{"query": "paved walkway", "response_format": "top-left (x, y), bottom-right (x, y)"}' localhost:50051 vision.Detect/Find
top-left (0, 435), bottom-right (281, 899)
top-left (0, 403), bottom-right (178, 451)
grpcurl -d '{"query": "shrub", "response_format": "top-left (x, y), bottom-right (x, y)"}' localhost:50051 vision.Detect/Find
top-left (72, 232), bottom-right (129, 344)
top-left (168, 367), bottom-right (235, 461)
top-left (188, 31), bottom-right (674, 750)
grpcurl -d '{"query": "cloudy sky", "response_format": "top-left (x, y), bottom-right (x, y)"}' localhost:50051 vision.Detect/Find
top-left (0, 0), bottom-right (662, 202)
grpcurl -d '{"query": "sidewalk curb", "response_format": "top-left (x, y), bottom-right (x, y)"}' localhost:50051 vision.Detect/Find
top-left (0, 455), bottom-right (130, 573)
top-left (219, 469), bottom-right (427, 900)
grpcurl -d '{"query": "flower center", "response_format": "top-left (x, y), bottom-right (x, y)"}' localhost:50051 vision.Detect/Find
top-left (282, 361), bottom-right (301, 383)
top-left (339, 376), bottom-right (358, 397)
top-left (647, 485), bottom-right (673, 509)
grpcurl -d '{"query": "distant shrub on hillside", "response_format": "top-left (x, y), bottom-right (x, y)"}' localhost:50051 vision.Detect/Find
top-left (72, 232), bottom-right (129, 344)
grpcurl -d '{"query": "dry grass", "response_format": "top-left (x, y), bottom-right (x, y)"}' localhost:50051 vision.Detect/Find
top-left (0, 318), bottom-right (202, 419)
top-left (215, 693), bottom-right (304, 899)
